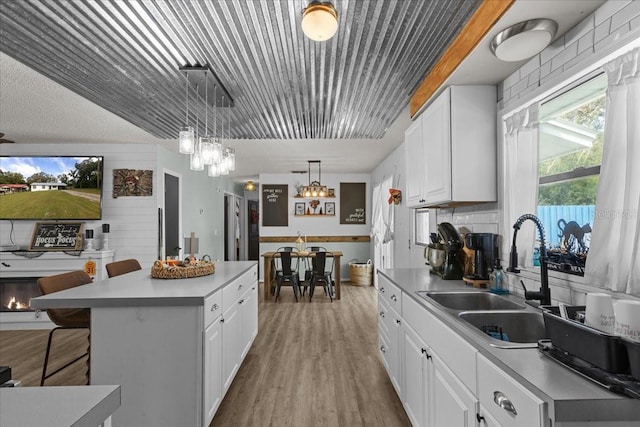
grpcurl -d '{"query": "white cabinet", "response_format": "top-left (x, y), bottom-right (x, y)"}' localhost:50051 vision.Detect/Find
top-left (378, 275), bottom-right (403, 397)
top-left (402, 322), bottom-right (432, 427)
top-left (405, 118), bottom-right (427, 207)
top-left (406, 85), bottom-right (496, 208)
top-left (204, 315), bottom-right (223, 424)
top-left (477, 354), bottom-right (548, 427)
top-left (222, 266), bottom-right (258, 394)
top-left (431, 351), bottom-right (477, 427)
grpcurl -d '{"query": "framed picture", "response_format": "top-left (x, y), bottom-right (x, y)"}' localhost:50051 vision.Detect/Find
top-left (325, 202), bottom-right (335, 216)
top-left (295, 202), bottom-right (306, 216)
top-left (30, 222), bottom-right (84, 251)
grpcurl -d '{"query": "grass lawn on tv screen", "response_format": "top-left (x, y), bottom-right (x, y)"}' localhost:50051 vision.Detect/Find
top-left (0, 190), bottom-right (101, 219)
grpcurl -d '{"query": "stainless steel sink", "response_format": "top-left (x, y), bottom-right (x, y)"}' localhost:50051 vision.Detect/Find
top-left (418, 291), bottom-right (525, 311)
top-left (458, 311), bottom-right (547, 348)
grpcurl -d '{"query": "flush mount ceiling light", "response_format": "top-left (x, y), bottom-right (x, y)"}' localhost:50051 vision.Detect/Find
top-left (301, 1), bottom-right (338, 42)
top-left (244, 181), bottom-right (256, 191)
top-left (490, 19), bottom-right (558, 62)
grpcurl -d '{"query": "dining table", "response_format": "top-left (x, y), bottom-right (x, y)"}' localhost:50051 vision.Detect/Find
top-left (261, 250), bottom-right (343, 300)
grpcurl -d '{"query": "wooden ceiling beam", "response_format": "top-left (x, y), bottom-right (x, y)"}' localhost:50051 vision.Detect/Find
top-left (410, 0), bottom-right (515, 118)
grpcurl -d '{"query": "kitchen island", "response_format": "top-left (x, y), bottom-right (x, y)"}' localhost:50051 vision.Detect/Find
top-left (378, 268), bottom-right (640, 426)
top-left (31, 261), bottom-right (258, 427)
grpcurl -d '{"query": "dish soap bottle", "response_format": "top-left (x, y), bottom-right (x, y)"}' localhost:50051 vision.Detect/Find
top-left (489, 259), bottom-right (509, 295)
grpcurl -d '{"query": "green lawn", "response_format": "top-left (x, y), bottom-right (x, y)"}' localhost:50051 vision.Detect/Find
top-left (0, 191), bottom-right (100, 219)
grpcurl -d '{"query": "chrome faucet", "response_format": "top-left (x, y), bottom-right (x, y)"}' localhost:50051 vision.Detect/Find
top-left (507, 214), bottom-right (551, 306)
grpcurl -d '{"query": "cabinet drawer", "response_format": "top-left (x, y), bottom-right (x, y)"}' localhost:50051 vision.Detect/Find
top-left (378, 274), bottom-right (402, 314)
top-left (222, 266), bottom-right (257, 308)
top-left (378, 298), bottom-right (390, 336)
top-left (378, 329), bottom-right (391, 373)
top-left (403, 293), bottom-right (477, 392)
top-left (477, 354), bottom-right (547, 427)
top-left (204, 290), bottom-right (222, 328)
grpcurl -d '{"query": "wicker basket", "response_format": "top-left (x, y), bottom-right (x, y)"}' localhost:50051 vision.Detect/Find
top-left (349, 259), bottom-right (373, 286)
top-left (151, 258), bottom-right (215, 279)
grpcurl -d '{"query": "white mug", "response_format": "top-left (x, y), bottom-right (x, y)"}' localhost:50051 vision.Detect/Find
top-left (613, 299), bottom-right (640, 342)
top-left (584, 293), bottom-right (615, 334)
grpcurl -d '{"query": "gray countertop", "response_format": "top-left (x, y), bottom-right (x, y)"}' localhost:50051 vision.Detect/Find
top-left (31, 261), bottom-right (256, 309)
top-left (379, 267), bottom-right (640, 423)
top-left (0, 385), bottom-right (120, 427)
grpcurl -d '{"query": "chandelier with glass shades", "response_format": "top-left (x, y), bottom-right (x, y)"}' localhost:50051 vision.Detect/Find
top-left (178, 65), bottom-right (235, 176)
top-left (301, 160), bottom-right (328, 198)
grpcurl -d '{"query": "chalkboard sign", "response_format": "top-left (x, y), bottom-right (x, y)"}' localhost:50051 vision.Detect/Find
top-left (262, 185), bottom-right (288, 227)
top-left (340, 182), bottom-right (366, 224)
top-left (30, 222), bottom-right (84, 251)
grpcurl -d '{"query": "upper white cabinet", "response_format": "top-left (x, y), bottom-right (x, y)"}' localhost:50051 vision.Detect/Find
top-left (404, 118), bottom-right (426, 207)
top-left (406, 85), bottom-right (497, 208)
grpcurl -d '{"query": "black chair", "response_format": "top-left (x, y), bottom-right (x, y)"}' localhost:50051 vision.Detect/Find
top-left (274, 249), bottom-right (302, 302)
top-left (308, 250), bottom-right (334, 302)
top-left (37, 270), bottom-right (92, 385)
top-left (303, 246), bottom-right (327, 295)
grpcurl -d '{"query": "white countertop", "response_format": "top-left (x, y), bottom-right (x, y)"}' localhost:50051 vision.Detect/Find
top-left (31, 261), bottom-right (256, 309)
top-left (379, 267), bottom-right (640, 423)
top-left (0, 385), bottom-right (120, 427)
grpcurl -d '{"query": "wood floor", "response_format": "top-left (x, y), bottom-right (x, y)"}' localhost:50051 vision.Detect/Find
top-left (0, 282), bottom-right (411, 427)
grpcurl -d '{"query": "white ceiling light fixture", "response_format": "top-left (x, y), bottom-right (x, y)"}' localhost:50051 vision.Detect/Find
top-left (490, 19), bottom-right (558, 62)
top-left (301, 1), bottom-right (338, 42)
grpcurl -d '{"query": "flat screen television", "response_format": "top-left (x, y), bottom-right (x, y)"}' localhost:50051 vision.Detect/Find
top-left (0, 156), bottom-right (104, 220)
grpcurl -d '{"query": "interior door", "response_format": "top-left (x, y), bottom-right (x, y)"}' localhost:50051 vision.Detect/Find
top-left (164, 172), bottom-right (180, 258)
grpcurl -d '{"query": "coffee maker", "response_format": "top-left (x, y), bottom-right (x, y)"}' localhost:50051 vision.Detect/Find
top-left (464, 233), bottom-right (499, 281)
top-left (436, 222), bottom-right (464, 280)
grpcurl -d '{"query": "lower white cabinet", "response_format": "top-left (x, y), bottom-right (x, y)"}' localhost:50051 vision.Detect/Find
top-left (240, 283), bottom-right (258, 359)
top-left (222, 300), bottom-right (242, 392)
top-left (379, 296), bottom-right (403, 397)
top-left (204, 316), bottom-right (223, 424)
top-left (402, 322), bottom-right (478, 427)
top-left (477, 354), bottom-right (548, 427)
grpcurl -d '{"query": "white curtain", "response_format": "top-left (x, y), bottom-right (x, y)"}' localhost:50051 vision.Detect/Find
top-left (371, 176), bottom-right (395, 280)
top-left (585, 48), bottom-right (640, 296)
top-left (502, 104), bottom-right (540, 267)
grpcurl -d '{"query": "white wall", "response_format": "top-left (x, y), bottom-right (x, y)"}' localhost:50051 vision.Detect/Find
top-left (257, 172), bottom-right (371, 281)
top-left (0, 143), bottom-right (244, 271)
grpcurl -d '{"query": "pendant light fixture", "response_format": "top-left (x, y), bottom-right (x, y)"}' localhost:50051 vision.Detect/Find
top-left (301, 1), bottom-right (338, 42)
top-left (178, 72), bottom-right (195, 154)
top-left (301, 160), bottom-right (328, 197)
top-left (200, 72), bottom-right (214, 165)
top-left (190, 83), bottom-right (204, 171)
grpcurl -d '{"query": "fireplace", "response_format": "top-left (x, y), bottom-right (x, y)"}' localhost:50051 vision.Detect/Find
top-left (0, 277), bottom-right (42, 312)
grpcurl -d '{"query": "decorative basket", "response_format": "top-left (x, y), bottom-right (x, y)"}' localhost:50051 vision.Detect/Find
top-left (151, 256), bottom-right (215, 279)
top-left (349, 259), bottom-right (373, 286)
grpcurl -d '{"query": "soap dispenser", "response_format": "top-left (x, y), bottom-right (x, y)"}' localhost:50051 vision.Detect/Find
top-left (489, 259), bottom-right (509, 295)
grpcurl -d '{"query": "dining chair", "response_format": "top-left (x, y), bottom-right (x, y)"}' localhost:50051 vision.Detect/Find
top-left (303, 246), bottom-right (327, 295)
top-left (37, 270), bottom-right (93, 385)
top-left (274, 249), bottom-right (302, 302)
top-left (105, 258), bottom-right (142, 278)
top-left (308, 250), bottom-right (334, 302)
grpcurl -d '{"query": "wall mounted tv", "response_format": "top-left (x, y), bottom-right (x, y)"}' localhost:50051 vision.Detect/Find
top-left (0, 156), bottom-right (104, 220)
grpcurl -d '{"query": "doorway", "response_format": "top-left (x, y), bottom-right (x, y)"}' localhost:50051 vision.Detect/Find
top-left (164, 171), bottom-right (181, 259)
top-left (247, 199), bottom-right (259, 260)
top-left (223, 193), bottom-right (243, 261)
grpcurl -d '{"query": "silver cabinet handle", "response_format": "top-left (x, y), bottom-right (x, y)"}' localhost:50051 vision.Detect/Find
top-left (380, 287), bottom-right (385, 293)
top-left (379, 311), bottom-right (385, 318)
top-left (210, 303), bottom-right (219, 311)
top-left (380, 345), bottom-right (386, 353)
top-left (493, 391), bottom-right (517, 415)
top-left (239, 299), bottom-right (244, 304)
top-left (391, 294), bottom-right (397, 302)
top-left (238, 284), bottom-right (243, 290)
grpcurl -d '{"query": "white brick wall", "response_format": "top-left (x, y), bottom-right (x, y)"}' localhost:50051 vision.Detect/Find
top-left (501, 0), bottom-right (640, 109)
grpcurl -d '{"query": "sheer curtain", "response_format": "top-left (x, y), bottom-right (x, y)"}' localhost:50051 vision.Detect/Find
top-left (502, 105), bottom-right (539, 267)
top-left (585, 47), bottom-right (640, 296)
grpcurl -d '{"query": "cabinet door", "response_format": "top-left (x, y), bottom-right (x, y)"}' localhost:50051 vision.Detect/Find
top-left (222, 303), bottom-right (241, 392)
top-left (431, 351), bottom-right (477, 427)
top-left (402, 323), bottom-right (430, 427)
top-left (423, 88), bottom-right (452, 205)
top-left (404, 118), bottom-right (426, 207)
top-left (388, 307), bottom-right (403, 397)
top-left (240, 284), bottom-right (258, 359)
top-left (203, 318), bottom-right (223, 426)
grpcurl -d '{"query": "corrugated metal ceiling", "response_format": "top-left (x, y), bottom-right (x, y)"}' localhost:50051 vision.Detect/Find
top-left (0, 0), bottom-right (481, 140)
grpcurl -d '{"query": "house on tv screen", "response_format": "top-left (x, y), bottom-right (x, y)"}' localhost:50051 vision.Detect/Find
top-left (30, 182), bottom-right (67, 192)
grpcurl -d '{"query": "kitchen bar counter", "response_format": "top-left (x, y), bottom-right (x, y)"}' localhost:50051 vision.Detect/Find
top-left (31, 261), bottom-right (257, 427)
top-left (379, 268), bottom-right (640, 424)
top-left (0, 385), bottom-right (120, 427)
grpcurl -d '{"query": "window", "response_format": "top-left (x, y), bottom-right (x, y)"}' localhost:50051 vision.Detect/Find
top-left (537, 73), bottom-right (606, 274)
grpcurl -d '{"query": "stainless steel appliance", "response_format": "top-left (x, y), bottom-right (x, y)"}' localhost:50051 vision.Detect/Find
top-left (432, 222), bottom-right (464, 280)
